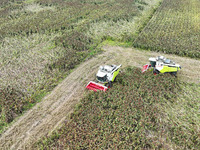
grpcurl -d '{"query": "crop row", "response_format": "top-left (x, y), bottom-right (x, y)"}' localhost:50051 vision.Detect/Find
top-left (134, 0), bottom-right (200, 58)
top-left (0, 0), bottom-right (154, 131)
top-left (0, 0), bottom-right (141, 40)
top-left (36, 67), bottom-right (200, 149)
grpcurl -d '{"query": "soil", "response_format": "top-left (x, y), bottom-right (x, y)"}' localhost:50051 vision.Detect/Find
top-left (0, 46), bottom-right (199, 150)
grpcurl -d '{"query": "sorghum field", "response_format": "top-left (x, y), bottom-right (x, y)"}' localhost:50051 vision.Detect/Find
top-left (0, 0), bottom-right (160, 131)
top-left (134, 0), bottom-right (200, 58)
top-left (37, 67), bottom-right (200, 149)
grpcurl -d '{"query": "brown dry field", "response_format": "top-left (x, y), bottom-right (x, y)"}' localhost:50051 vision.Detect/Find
top-left (0, 46), bottom-right (199, 149)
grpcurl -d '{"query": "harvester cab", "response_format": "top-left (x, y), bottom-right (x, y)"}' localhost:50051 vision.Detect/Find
top-left (86, 64), bottom-right (122, 92)
top-left (142, 56), bottom-right (181, 75)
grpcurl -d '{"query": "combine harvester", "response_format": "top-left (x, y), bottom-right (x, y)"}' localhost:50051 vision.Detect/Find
top-left (86, 64), bottom-right (122, 92)
top-left (142, 56), bottom-right (181, 75)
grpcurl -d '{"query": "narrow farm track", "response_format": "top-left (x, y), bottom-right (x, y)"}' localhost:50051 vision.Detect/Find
top-left (0, 46), bottom-right (199, 150)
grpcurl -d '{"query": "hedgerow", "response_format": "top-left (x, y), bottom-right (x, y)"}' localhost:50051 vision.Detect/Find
top-left (36, 67), bottom-right (200, 149)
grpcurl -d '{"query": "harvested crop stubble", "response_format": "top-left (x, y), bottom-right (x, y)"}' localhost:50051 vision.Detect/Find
top-left (134, 0), bottom-right (200, 58)
top-left (0, 0), bottom-right (159, 132)
top-left (37, 67), bottom-right (200, 149)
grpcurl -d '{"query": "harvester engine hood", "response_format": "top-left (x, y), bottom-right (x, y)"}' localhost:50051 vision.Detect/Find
top-left (96, 71), bottom-right (107, 78)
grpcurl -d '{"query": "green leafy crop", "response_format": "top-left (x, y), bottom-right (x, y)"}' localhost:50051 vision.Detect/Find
top-left (37, 67), bottom-right (200, 149)
top-left (134, 0), bottom-right (200, 58)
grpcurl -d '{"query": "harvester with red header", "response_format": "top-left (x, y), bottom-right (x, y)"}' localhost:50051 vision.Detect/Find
top-left (86, 64), bottom-right (122, 92)
top-left (142, 56), bottom-right (181, 75)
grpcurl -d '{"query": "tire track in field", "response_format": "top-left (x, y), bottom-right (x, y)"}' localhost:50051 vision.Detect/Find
top-left (0, 46), bottom-right (199, 150)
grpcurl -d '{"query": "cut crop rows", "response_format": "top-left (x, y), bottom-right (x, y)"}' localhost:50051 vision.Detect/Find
top-left (0, 0), bottom-right (160, 131)
top-left (37, 67), bottom-right (200, 149)
top-left (134, 0), bottom-right (200, 58)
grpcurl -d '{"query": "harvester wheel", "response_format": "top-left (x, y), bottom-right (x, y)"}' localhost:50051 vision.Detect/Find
top-left (108, 81), bottom-right (112, 88)
top-left (114, 77), bottom-right (117, 82)
top-left (171, 72), bottom-right (177, 77)
top-left (153, 69), bottom-right (159, 75)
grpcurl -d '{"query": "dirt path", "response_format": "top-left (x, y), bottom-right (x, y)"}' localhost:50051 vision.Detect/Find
top-left (0, 46), bottom-right (199, 150)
